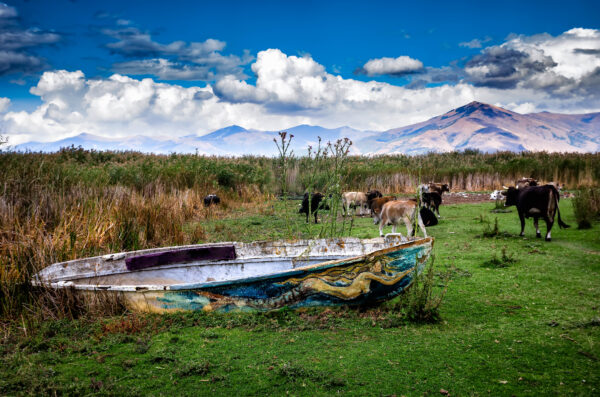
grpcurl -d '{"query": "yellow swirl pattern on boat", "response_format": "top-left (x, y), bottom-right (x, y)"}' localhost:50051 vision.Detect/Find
top-left (279, 256), bottom-right (414, 300)
top-left (300, 268), bottom-right (413, 300)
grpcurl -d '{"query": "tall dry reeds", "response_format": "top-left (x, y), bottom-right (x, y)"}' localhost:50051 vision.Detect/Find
top-left (0, 179), bottom-right (255, 321)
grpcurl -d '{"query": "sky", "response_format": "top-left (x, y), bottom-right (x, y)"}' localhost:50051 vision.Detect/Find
top-left (1, 0), bottom-right (599, 145)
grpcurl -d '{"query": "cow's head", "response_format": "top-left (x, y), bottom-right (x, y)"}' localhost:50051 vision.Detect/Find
top-left (366, 190), bottom-right (382, 201)
top-left (501, 187), bottom-right (519, 206)
top-left (441, 184), bottom-right (450, 193)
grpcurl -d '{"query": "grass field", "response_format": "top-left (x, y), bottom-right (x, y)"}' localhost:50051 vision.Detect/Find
top-left (1, 198), bottom-right (599, 396)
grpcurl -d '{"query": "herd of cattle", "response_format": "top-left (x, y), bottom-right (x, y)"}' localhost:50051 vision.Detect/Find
top-left (202, 177), bottom-right (569, 242)
top-left (297, 177), bottom-right (570, 241)
top-left (299, 182), bottom-right (450, 239)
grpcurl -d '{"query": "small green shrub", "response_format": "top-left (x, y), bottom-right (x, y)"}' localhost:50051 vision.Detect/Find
top-left (403, 257), bottom-right (446, 323)
top-left (482, 247), bottom-right (517, 268)
top-left (482, 217), bottom-right (500, 237)
top-left (572, 188), bottom-right (600, 229)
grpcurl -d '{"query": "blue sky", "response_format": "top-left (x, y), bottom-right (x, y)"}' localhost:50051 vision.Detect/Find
top-left (1, 0), bottom-right (599, 144)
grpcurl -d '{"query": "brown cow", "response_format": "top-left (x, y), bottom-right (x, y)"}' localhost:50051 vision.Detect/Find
top-left (374, 200), bottom-right (428, 239)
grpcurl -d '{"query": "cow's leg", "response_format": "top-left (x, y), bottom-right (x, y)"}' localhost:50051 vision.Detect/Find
top-left (404, 216), bottom-right (413, 237)
top-left (534, 217), bottom-right (541, 238)
top-left (314, 211), bottom-right (319, 224)
top-left (545, 216), bottom-right (553, 242)
top-left (379, 220), bottom-right (385, 237)
top-left (391, 223), bottom-right (397, 234)
top-left (519, 212), bottom-right (526, 236)
top-left (306, 212), bottom-right (309, 223)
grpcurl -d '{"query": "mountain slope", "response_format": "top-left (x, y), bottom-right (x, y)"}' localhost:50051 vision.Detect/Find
top-left (356, 101), bottom-right (600, 154)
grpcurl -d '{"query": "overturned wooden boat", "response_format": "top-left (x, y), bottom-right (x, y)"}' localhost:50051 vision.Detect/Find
top-left (33, 235), bottom-right (434, 313)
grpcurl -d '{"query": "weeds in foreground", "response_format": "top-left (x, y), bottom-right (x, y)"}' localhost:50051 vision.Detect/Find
top-left (482, 247), bottom-right (517, 268)
top-left (482, 217), bottom-right (500, 237)
top-left (273, 131), bottom-right (296, 237)
top-left (320, 138), bottom-right (352, 238)
top-left (401, 256), bottom-right (447, 323)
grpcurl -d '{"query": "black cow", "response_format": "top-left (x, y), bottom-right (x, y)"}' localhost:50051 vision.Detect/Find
top-left (502, 184), bottom-right (569, 241)
top-left (366, 190), bottom-right (383, 202)
top-left (204, 194), bottom-right (220, 207)
top-left (421, 192), bottom-right (442, 217)
top-left (299, 192), bottom-right (325, 223)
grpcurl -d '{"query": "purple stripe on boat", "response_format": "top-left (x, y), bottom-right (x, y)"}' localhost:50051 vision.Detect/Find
top-left (125, 246), bottom-right (236, 271)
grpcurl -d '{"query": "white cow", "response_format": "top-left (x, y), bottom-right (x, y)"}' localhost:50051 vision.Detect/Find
top-left (342, 192), bottom-right (368, 216)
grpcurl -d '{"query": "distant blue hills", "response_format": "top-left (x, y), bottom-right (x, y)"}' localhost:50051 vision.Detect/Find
top-left (15, 102), bottom-right (600, 155)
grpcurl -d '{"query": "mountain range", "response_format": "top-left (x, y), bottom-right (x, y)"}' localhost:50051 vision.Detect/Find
top-left (15, 101), bottom-right (600, 155)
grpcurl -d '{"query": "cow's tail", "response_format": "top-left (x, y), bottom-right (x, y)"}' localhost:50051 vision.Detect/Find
top-left (550, 185), bottom-right (570, 229)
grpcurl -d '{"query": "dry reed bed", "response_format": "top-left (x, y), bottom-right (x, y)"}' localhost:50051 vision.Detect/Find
top-left (0, 181), bottom-right (265, 321)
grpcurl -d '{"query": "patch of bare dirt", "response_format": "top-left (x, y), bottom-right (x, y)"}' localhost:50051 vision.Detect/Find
top-left (442, 192), bottom-right (494, 204)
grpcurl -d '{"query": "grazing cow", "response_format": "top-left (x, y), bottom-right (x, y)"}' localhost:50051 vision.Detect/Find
top-left (373, 200), bottom-right (428, 239)
top-left (502, 184), bottom-right (570, 241)
top-left (421, 192), bottom-right (442, 217)
top-left (342, 192), bottom-right (369, 216)
top-left (299, 192), bottom-right (325, 223)
top-left (516, 178), bottom-right (537, 189)
top-left (204, 194), bottom-right (220, 207)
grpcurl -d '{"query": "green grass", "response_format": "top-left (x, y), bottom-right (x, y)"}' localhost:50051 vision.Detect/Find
top-left (2, 199), bottom-right (599, 396)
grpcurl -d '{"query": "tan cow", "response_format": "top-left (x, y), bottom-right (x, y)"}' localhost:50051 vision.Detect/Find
top-left (370, 196), bottom-right (396, 224)
top-left (374, 200), bottom-right (427, 239)
top-left (342, 192), bottom-right (368, 216)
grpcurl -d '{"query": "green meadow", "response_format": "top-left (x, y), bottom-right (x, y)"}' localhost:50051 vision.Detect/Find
top-left (1, 199), bottom-right (599, 396)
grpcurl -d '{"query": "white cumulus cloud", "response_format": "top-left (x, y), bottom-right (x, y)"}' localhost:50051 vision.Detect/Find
top-left (361, 56), bottom-right (424, 76)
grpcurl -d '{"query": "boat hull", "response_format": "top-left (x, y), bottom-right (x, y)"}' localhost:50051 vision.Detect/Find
top-left (125, 237), bottom-right (433, 313)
